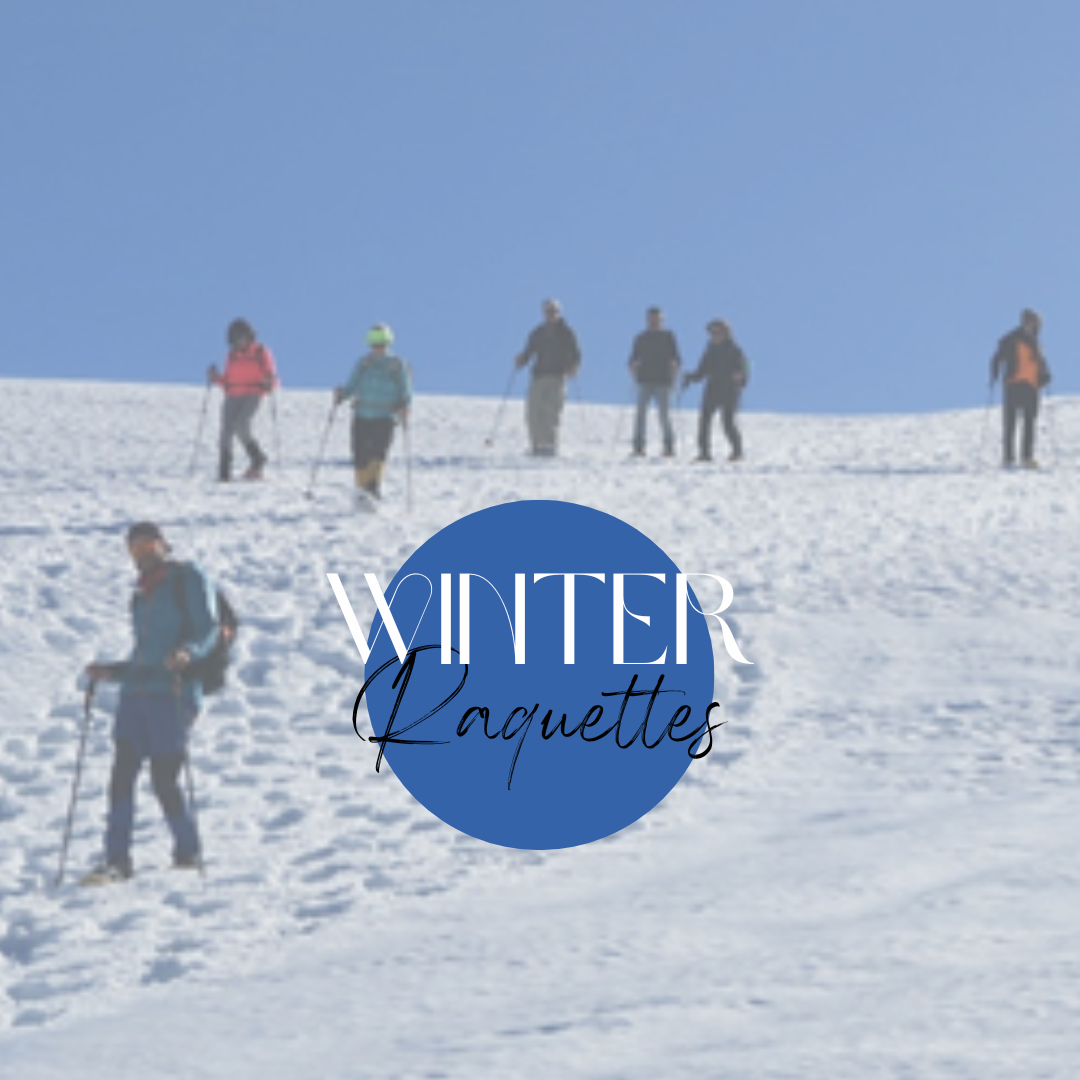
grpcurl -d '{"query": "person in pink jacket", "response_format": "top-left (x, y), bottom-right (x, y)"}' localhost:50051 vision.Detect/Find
top-left (207, 319), bottom-right (278, 481)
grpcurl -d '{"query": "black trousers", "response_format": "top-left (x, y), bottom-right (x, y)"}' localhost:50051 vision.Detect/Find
top-left (699, 389), bottom-right (742, 459)
top-left (350, 417), bottom-right (395, 470)
top-left (1002, 382), bottom-right (1039, 464)
top-left (106, 743), bottom-right (197, 869)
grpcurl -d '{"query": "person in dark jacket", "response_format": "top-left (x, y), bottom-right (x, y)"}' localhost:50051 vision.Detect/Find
top-left (83, 522), bottom-right (218, 882)
top-left (207, 318), bottom-right (279, 482)
top-left (514, 299), bottom-right (581, 456)
top-left (682, 319), bottom-right (749, 462)
top-left (990, 308), bottom-right (1051, 468)
top-left (629, 306), bottom-right (681, 457)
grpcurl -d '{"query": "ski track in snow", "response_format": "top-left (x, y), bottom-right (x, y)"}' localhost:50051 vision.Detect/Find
top-left (2, 378), bottom-right (1080, 1076)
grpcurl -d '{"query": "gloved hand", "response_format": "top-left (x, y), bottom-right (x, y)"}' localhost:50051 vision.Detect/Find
top-left (84, 661), bottom-right (120, 683)
top-left (165, 648), bottom-right (191, 672)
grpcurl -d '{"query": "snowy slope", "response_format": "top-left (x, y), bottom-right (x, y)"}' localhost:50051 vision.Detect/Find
top-left (1, 378), bottom-right (1079, 1078)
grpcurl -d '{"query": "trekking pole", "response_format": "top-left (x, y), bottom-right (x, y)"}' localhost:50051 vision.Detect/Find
top-left (572, 376), bottom-right (584, 444)
top-left (561, 376), bottom-right (579, 451)
top-left (183, 755), bottom-right (205, 877)
top-left (978, 381), bottom-right (995, 470)
top-left (613, 381), bottom-right (634, 451)
top-left (1042, 387), bottom-right (1058, 467)
top-left (305, 402), bottom-right (339, 499)
top-left (673, 383), bottom-right (685, 458)
top-left (270, 389), bottom-right (283, 472)
top-left (403, 417), bottom-right (413, 513)
top-left (187, 383), bottom-right (214, 477)
top-left (55, 679), bottom-right (96, 887)
top-left (484, 366), bottom-right (520, 448)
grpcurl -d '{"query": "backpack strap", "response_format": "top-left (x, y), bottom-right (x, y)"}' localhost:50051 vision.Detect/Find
top-left (170, 561), bottom-right (193, 643)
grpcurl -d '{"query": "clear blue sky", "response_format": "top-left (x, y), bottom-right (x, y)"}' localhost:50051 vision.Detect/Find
top-left (2, 2), bottom-right (1077, 412)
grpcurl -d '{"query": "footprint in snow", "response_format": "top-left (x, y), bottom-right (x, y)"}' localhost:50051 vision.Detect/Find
top-left (237, 659), bottom-right (273, 688)
top-left (264, 806), bottom-right (305, 832)
top-left (141, 955), bottom-right (187, 985)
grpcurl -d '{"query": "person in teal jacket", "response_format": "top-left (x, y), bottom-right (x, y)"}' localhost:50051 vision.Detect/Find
top-left (334, 324), bottom-right (412, 500)
top-left (83, 522), bottom-right (218, 881)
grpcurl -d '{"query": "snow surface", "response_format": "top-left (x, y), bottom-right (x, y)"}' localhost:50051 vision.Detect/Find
top-left (1, 377), bottom-right (1079, 1078)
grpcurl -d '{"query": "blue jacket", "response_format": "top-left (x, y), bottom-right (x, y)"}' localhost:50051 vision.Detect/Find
top-left (112, 562), bottom-right (219, 712)
top-left (341, 352), bottom-right (412, 420)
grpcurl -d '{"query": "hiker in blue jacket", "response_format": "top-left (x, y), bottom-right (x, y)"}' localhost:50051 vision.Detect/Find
top-left (334, 324), bottom-right (412, 502)
top-left (83, 522), bottom-right (218, 882)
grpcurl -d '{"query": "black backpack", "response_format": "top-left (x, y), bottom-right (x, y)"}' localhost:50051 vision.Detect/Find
top-left (171, 562), bottom-right (239, 695)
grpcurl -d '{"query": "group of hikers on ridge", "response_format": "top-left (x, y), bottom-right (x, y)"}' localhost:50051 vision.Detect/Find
top-left (205, 302), bottom-right (750, 500)
top-left (512, 298), bottom-right (748, 461)
top-left (202, 302), bottom-right (1051, 508)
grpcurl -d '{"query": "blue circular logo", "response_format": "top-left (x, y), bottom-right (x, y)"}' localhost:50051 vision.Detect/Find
top-left (353, 500), bottom-right (717, 848)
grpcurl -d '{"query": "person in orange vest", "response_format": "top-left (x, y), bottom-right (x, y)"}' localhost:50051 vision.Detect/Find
top-left (207, 319), bottom-right (279, 481)
top-left (990, 308), bottom-right (1052, 468)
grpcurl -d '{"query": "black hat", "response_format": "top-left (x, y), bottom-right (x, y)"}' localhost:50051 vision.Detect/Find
top-left (227, 318), bottom-right (255, 348)
top-left (126, 521), bottom-right (168, 548)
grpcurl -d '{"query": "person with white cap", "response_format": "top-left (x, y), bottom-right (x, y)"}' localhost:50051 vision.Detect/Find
top-left (514, 299), bottom-right (581, 456)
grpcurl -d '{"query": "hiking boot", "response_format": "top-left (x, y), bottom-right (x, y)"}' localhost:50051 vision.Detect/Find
top-left (1021, 458), bottom-right (1039, 469)
top-left (368, 460), bottom-right (386, 497)
top-left (242, 439), bottom-right (268, 479)
top-left (728, 452), bottom-right (744, 463)
top-left (692, 454), bottom-right (713, 463)
top-left (80, 860), bottom-right (132, 886)
top-left (173, 853), bottom-right (202, 871)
